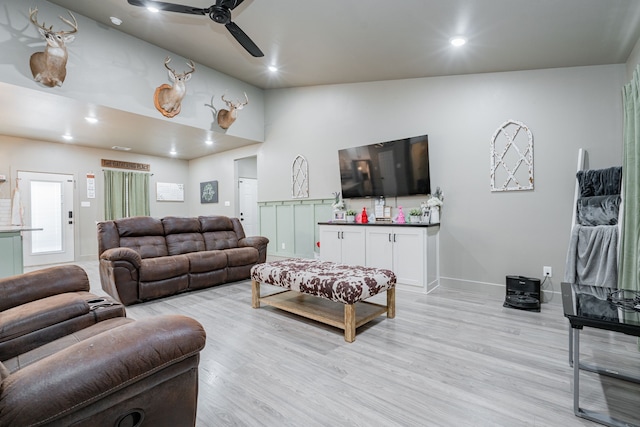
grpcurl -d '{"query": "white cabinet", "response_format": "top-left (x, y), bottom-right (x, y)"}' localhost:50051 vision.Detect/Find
top-left (366, 227), bottom-right (426, 289)
top-left (318, 225), bottom-right (366, 266)
top-left (318, 223), bottom-right (439, 293)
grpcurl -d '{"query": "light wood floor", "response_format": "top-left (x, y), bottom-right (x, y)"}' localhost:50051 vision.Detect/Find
top-left (37, 262), bottom-right (640, 426)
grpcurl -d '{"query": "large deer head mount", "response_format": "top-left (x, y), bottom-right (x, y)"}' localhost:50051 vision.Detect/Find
top-left (154, 56), bottom-right (195, 118)
top-left (205, 92), bottom-right (248, 130)
top-left (28, 7), bottom-right (78, 88)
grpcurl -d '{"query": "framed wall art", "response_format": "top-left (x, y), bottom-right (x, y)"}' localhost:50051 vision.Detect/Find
top-left (200, 180), bottom-right (218, 204)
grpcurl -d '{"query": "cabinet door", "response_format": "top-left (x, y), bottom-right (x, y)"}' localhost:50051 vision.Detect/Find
top-left (318, 226), bottom-right (343, 263)
top-left (365, 228), bottom-right (393, 270)
top-left (341, 228), bottom-right (366, 266)
top-left (393, 228), bottom-right (425, 288)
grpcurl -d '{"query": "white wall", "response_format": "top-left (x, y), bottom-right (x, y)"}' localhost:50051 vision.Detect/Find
top-left (0, 0), bottom-right (264, 142)
top-left (261, 65), bottom-right (626, 293)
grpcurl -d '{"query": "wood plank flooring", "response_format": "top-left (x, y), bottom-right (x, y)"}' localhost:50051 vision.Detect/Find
top-left (36, 262), bottom-right (640, 426)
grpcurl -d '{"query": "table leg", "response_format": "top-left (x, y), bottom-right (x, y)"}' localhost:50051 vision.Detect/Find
top-left (344, 304), bottom-right (356, 343)
top-left (387, 287), bottom-right (396, 319)
top-left (573, 327), bottom-right (580, 415)
top-left (251, 280), bottom-right (260, 308)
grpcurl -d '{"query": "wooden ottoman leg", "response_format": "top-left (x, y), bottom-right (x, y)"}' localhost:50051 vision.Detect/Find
top-left (387, 287), bottom-right (396, 319)
top-left (251, 280), bottom-right (261, 308)
top-left (344, 304), bottom-right (356, 343)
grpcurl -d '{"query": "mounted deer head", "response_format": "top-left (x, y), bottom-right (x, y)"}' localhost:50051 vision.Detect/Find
top-left (28, 7), bottom-right (78, 88)
top-left (153, 56), bottom-right (195, 118)
top-left (206, 92), bottom-right (248, 130)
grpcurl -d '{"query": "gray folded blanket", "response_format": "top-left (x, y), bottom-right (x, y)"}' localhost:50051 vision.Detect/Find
top-left (564, 224), bottom-right (618, 286)
top-left (576, 195), bottom-right (621, 226)
top-left (576, 166), bottom-right (622, 197)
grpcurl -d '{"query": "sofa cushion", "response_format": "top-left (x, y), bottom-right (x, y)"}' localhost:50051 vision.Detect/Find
top-left (166, 234), bottom-right (205, 255)
top-left (115, 216), bottom-right (164, 237)
top-left (202, 231), bottom-right (239, 250)
top-left (140, 255), bottom-right (189, 281)
top-left (186, 251), bottom-right (227, 273)
top-left (225, 247), bottom-right (259, 267)
top-left (199, 216), bottom-right (234, 232)
top-left (120, 236), bottom-right (168, 259)
top-left (0, 294), bottom-right (88, 343)
top-left (162, 217), bottom-right (201, 234)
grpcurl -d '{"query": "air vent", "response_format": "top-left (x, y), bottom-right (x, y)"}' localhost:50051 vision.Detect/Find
top-left (111, 146), bottom-right (132, 151)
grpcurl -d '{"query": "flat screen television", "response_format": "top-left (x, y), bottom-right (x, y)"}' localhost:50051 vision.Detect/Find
top-left (338, 134), bottom-right (431, 199)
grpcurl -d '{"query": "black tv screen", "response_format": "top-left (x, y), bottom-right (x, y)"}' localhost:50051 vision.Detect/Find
top-left (338, 134), bottom-right (431, 198)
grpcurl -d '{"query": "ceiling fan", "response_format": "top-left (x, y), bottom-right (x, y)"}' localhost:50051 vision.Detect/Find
top-left (126, 0), bottom-right (264, 57)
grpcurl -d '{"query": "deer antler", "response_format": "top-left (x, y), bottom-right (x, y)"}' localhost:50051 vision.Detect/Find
top-left (163, 56), bottom-right (175, 74)
top-left (58, 11), bottom-right (78, 35)
top-left (185, 60), bottom-right (196, 76)
top-left (29, 8), bottom-right (77, 34)
top-left (29, 8), bottom-right (52, 32)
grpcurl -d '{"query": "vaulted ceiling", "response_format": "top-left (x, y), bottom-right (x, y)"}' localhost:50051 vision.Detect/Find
top-left (4, 0), bottom-right (640, 159)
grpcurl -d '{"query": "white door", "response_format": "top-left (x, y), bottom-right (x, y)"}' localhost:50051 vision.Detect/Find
top-left (19, 171), bottom-right (75, 266)
top-left (238, 178), bottom-right (258, 236)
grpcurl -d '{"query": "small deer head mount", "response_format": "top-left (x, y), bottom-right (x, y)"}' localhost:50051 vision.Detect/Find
top-left (28, 7), bottom-right (78, 88)
top-left (153, 56), bottom-right (195, 118)
top-left (205, 92), bottom-right (248, 130)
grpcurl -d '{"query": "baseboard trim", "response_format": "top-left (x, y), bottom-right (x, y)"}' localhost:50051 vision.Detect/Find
top-left (439, 276), bottom-right (561, 305)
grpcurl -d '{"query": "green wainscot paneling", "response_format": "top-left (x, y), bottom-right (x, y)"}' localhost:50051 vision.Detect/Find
top-left (258, 199), bottom-right (334, 259)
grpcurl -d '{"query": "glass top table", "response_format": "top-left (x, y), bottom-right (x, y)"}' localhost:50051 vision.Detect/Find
top-left (561, 282), bottom-right (640, 427)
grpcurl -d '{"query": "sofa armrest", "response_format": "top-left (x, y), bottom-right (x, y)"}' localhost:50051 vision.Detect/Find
top-left (0, 315), bottom-right (206, 426)
top-left (239, 236), bottom-right (269, 263)
top-left (0, 265), bottom-right (90, 312)
top-left (239, 236), bottom-right (269, 249)
top-left (100, 247), bottom-right (142, 269)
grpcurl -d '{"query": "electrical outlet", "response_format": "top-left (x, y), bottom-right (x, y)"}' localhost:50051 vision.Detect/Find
top-left (543, 266), bottom-right (552, 277)
top-left (281, 243), bottom-right (286, 250)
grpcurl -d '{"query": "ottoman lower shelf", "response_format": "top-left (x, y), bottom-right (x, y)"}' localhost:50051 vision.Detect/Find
top-left (252, 284), bottom-right (394, 342)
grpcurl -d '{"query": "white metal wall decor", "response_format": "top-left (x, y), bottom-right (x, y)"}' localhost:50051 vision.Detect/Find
top-left (291, 155), bottom-right (309, 198)
top-left (490, 119), bottom-right (534, 192)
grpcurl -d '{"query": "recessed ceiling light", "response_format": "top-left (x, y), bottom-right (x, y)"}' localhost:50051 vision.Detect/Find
top-left (110, 16), bottom-right (122, 26)
top-left (205, 139), bottom-right (213, 145)
top-left (62, 134), bottom-right (73, 141)
top-left (268, 65), bottom-right (278, 72)
top-left (450, 37), bottom-right (467, 47)
top-left (170, 149), bottom-right (177, 155)
top-left (85, 116), bottom-right (98, 124)
top-left (147, 6), bottom-right (160, 13)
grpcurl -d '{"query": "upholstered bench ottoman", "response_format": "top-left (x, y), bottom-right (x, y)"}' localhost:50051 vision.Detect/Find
top-left (251, 259), bottom-right (396, 342)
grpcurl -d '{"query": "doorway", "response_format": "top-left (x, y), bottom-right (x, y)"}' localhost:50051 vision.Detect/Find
top-left (18, 171), bottom-right (75, 266)
top-left (235, 156), bottom-right (258, 236)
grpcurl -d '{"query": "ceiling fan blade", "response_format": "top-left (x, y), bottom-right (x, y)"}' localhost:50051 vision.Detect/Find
top-left (217, 0), bottom-right (245, 11)
top-left (126, 0), bottom-right (208, 15)
top-left (225, 21), bottom-right (264, 57)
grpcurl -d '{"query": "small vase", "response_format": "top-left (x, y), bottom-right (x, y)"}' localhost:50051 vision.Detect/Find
top-left (346, 215), bottom-right (355, 223)
top-left (410, 216), bottom-right (421, 224)
top-left (430, 207), bottom-right (440, 224)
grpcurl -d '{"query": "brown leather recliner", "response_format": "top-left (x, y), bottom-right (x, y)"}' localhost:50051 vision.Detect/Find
top-left (0, 315), bottom-right (206, 426)
top-left (0, 265), bottom-right (207, 426)
top-left (0, 265), bottom-right (125, 360)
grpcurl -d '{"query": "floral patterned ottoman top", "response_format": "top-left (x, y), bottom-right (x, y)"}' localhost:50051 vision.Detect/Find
top-left (251, 259), bottom-right (396, 305)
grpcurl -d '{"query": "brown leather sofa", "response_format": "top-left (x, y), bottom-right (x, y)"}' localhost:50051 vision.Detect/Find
top-left (0, 265), bottom-right (207, 426)
top-left (98, 215), bottom-right (269, 305)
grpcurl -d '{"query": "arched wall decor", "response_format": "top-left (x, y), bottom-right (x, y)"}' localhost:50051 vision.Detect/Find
top-left (291, 155), bottom-right (309, 199)
top-left (490, 119), bottom-right (534, 192)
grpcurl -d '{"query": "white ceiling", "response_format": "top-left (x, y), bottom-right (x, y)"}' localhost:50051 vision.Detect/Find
top-left (5, 0), bottom-right (640, 159)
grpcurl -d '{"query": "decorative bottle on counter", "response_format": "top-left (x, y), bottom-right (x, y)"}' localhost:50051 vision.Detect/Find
top-left (397, 206), bottom-right (406, 224)
top-left (361, 207), bottom-right (368, 223)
